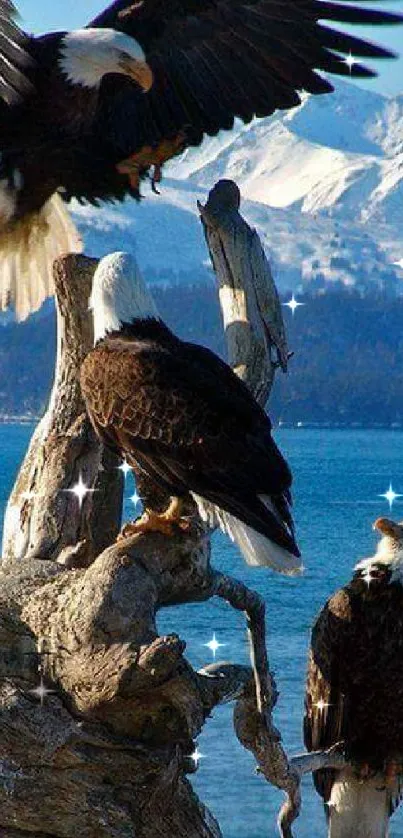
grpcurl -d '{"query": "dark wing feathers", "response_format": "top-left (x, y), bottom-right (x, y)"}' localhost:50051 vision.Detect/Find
top-left (0, 1), bottom-right (34, 105)
top-left (90, 0), bottom-right (402, 48)
top-left (305, 576), bottom-right (403, 816)
top-left (83, 338), bottom-right (277, 460)
top-left (316, 24), bottom-right (398, 60)
top-left (89, 0), bottom-right (402, 67)
top-left (81, 0), bottom-right (403, 202)
top-left (80, 334), bottom-right (297, 552)
top-left (304, 590), bottom-right (350, 806)
top-left (309, 0), bottom-right (402, 26)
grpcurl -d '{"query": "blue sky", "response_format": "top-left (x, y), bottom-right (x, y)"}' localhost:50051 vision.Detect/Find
top-left (17, 0), bottom-right (403, 95)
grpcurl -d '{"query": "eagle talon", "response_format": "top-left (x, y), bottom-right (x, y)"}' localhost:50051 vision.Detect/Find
top-left (117, 511), bottom-right (174, 539)
top-left (117, 497), bottom-right (189, 540)
top-left (150, 175), bottom-right (161, 195)
top-left (150, 164), bottom-right (162, 194)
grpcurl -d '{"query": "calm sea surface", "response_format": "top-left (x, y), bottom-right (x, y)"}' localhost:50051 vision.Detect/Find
top-left (2, 426), bottom-right (403, 837)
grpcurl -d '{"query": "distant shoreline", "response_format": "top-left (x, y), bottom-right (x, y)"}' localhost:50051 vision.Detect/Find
top-left (0, 416), bottom-right (402, 432)
top-left (276, 422), bottom-right (403, 431)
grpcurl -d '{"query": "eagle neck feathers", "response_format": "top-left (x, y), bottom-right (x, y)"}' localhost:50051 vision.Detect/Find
top-left (98, 317), bottom-right (177, 348)
top-left (355, 536), bottom-right (403, 585)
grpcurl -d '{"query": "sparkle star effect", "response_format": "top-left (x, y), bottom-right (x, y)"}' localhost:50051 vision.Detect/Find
top-left (29, 677), bottom-right (55, 706)
top-left (190, 746), bottom-right (206, 767)
top-left (314, 699), bottom-right (331, 712)
top-left (130, 490), bottom-right (142, 507)
top-left (66, 474), bottom-right (95, 510)
top-left (361, 567), bottom-right (375, 588)
top-left (283, 294), bottom-right (305, 316)
top-left (118, 459), bottom-right (132, 478)
top-left (204, 633), bottom-right (227, 660)
top-left (379, 483), bottom-right (402, 511)
top-left (344, 52), bottom-right (356, 74)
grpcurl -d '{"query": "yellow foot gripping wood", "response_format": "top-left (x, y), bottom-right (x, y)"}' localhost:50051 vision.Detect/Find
top-left (117, 496), bottom-right (191, 541)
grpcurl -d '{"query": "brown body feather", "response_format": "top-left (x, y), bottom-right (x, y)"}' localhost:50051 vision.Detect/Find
top-left (304, 564), bottom-right (403, 817)
top-left (80, 318), bottom-right (299, 556)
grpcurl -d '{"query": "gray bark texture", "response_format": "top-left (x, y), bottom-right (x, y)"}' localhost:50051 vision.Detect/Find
top-left (198, 179), bottom-right (289, 405)
top-left (2, 254), bottom-right (123, 567)
top-left (0, 181), bottom-right (303, 838)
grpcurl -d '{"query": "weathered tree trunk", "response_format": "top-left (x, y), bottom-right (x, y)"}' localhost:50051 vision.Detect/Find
top-left (0, 181), bottom-right (307, 838)
top-left (2, 255), bottom-right (123, 566)
top-left (198, 179), bottom-right (289, 404)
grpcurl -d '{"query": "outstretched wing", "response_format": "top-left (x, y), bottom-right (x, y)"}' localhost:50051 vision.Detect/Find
top-left (0, 1), bottom-right (34, 105)
top-left (304, 590), bottom-right (351, 807)
top-left (92, 0), bottom-right (400, 88)
top-left (79, 0), bottom-right (402, 201)
top-left (80, 334), bottom-right (298, 553)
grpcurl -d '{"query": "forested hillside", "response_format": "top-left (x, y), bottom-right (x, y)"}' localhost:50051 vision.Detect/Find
top-left (1, 284), bottom-right (403, 426)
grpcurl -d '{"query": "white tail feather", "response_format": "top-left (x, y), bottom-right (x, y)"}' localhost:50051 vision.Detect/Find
top-left (328, 771), bottom-right (391, 838)
top-left (192, 493), bottom-right (302, 575)
top-left (0, 193), bottom-right (82, 321)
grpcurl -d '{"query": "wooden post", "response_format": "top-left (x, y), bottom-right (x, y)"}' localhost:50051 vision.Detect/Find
top-left (2, 254), bottom-right (123, 567)
top-left (198, 179), bottom-right (289, 406)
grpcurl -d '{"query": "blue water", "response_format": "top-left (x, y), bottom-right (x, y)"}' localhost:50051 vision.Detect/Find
top-left (2, 425), bottom-right (403, 837)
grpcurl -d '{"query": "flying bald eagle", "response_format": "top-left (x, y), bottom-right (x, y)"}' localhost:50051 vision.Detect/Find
top-left (0, 1), bottom-right (401, 318)
top-left (304, 517), bottom-right (403, 838)
top-left (80, 251), bottom-right (301, 573)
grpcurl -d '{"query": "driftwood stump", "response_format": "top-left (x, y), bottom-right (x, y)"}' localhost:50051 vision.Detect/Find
top-left (2, 255), bottom-right (123, 567)
top-left (0, 181), bottom-right (314, 838)
top-left (198, 179), bottom-right (289, 403)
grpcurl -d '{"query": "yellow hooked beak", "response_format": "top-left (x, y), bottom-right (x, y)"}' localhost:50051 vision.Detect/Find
top-left (119, 57), bottom-right (153, 92)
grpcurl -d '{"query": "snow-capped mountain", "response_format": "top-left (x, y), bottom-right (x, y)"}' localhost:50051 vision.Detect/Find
top-left (69, 79), bottom-right (403, 295)
top-left (168, 80), bottom-right (403, 224)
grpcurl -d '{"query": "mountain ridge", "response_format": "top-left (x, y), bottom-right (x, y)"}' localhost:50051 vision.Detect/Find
top-left (168, 79), bottom-right (403, 223)
top-left (67, 79), bottom-right (403, 298)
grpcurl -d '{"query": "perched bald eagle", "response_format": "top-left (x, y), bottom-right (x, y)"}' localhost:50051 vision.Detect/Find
top-left (80, 251), bottom-right (301, 573)
top-left (304, 517), bottom-right (403, 838)
top-left (0, 1), bottom-right (401, 318)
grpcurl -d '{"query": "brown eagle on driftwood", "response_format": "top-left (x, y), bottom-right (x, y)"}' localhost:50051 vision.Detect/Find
top-left (0, 0), bottom-right (401, 318)
top-left (80, 252), bottom-right (301, 574)
top-left (304, 517), bottom-right (403, 837)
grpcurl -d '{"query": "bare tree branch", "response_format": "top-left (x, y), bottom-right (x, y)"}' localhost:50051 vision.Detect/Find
top-left (290, 745), bottom-right (347, 777)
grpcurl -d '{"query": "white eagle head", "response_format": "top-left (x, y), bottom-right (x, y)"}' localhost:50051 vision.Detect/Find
top-left (59, 28), bottom-right (153, 92)
top-left (89, 251), bottom-right (158, 343)
top-left (356, 517), bottom-right (403, 584)
top-left (373, 518), bottom-right (403, 555)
